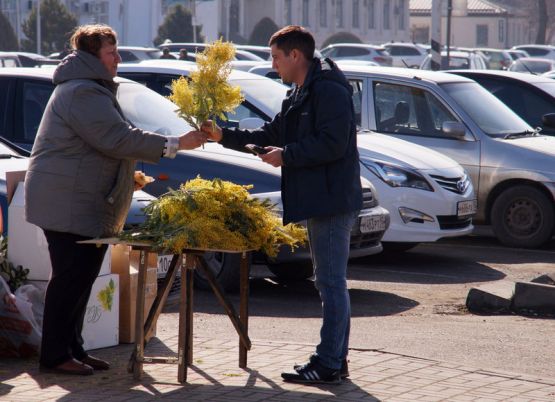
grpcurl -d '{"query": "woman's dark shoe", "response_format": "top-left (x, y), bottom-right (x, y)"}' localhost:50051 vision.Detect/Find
top-left (39, 358), bottom-right (94, 376)
top-left (81, 355), bottom-right (110, 370)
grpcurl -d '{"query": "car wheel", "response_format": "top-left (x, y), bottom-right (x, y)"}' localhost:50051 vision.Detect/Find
top-left (193, 252), bottom-right (249, 292)
top-left (381, 242), bottom-right (419, 253)
top-left (491, 185), bottom-right (554, 248)
top-left (267, 261), bottom-right (314, 281)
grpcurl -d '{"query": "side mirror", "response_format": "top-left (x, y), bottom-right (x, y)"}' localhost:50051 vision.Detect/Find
top-left (239, 117), bottom-right (265, 130)
top-left (442, 121), bottom-right (466, 139)
top-left (542, 113), bottom-right (555, 128)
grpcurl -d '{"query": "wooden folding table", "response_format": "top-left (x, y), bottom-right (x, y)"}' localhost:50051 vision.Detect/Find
top-left (82, 239), bottom-right (252, 383)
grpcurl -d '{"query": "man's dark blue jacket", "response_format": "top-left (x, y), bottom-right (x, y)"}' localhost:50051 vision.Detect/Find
top-left (220, 57), bottom-right (363, 224)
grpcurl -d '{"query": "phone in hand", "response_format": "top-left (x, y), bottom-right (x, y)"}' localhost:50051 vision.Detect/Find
top-left (245, 144), bottom-right (269, 155)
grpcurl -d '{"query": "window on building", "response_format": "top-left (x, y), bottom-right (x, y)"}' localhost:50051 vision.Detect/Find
top-left (320, 0), bottom-right (327, 27)
top-left (336, 0), bottom-right (344, 28)
top-left (383, 0), bottom-right (390, 30)
top-left (352, 0), bottom-right (360, 28)
top-left (368, 0), bottom-right (375, 29)
top-left (302, 0), bottom-right (310, 26)
top-left (285, 0), bottom-right (292, 25)
top-left (476, 25), bottom-right (488, 47)
top-left (498, 19), bottom-right (505, 43)
top-left (398, 0), bottom-right (405, 30)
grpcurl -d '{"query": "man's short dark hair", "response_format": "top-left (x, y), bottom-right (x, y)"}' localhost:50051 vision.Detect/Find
top-left (70, 24), bottom-right (117, 57)
top-left (269, 25), bottom-right (315, 61)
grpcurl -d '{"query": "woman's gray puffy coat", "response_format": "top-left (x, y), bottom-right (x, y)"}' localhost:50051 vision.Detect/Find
top-left (25, 50), bottom-right (166, 237)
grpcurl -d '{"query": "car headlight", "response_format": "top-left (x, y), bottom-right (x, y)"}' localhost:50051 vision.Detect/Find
top-left (361, 160), bottom-right (434, 192)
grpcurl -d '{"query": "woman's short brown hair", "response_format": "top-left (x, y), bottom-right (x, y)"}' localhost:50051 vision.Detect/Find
top-left (70, 24), bottom-right (117, 57)
top-left (269, 25), bottom-right (315, 61)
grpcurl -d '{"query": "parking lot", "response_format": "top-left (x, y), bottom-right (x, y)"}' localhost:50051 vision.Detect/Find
top-left (161, 231), bottom-right (555, 380)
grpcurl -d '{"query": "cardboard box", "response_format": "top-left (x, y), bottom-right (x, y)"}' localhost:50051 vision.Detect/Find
top-left (111, 245), bottom-right (158, 343)
top-left (7, 182), bottom-right (111, 280)
top-left (82, 273), bottom-right (119, 351)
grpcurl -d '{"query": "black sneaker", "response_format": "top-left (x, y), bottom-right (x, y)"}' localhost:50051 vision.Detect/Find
top-left (294, 354), bottom-right (349, 379)
top-left (282, 359), bottom-right (341, 385)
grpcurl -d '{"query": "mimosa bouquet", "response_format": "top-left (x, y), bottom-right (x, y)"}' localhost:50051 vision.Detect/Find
top-left (120, 177), bottom-right (307, 256)
top-left (169, 39), bottom-right (244, 129)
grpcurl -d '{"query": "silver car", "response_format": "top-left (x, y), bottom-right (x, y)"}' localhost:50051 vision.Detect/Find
top-left (337, 65), bottom-right (555, 248)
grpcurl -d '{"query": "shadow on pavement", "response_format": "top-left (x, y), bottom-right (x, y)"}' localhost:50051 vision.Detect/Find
top-left (350, 246), bottom-right (507, 285)
top-left (165, 277), bottom-right (419, 318)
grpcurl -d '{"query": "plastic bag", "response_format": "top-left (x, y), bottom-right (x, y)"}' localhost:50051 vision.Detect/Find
top-left (0, 276), bottom-right (41, 357)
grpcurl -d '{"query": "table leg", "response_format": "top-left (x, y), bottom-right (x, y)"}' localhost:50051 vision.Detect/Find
top-left (132, 249), bottom-right (149, 380)
top-left (178, 253), bottom-right (195, 383)
top-left (239, 252), bottom-right (249, 368)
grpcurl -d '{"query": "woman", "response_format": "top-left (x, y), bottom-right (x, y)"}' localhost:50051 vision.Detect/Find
top-left (25, 24), bottom-right (206, 375)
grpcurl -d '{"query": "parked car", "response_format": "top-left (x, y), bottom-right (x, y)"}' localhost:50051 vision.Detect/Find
top-left (0, 51), bottom-right (58, 68)
top-left (248, 59), bottom-right (378, 84)
top-left (118, 60), bottom-right (287, 129)
top-left (320, 43), bottom-right (393, 66)
top-left (119, 62), bottom-right (478, 250)
top-left (117, 46), bottom-right (163, 62)
top-left (474, 48), bottom-right (512, 70)
top-left (335, 65), bottom-right (555, 248)
top-left (235, 45), bottom-right (272, 60)
top-left (507, 49), bottom-right (529, 61)
top-left (508, 57), bottom-right (555, 74)
top-left (157, 42), bottom-right (263, 61)
top-left (420, 51), bottom-right (488, 70)
top-left (382, 42), bottom-right (428, 68)
top-left (511, 45), bottom-right (555, 60)
top-left (449, 70), bottom-right (555, 136)
top-left (0, 67), bottom-right (389, 289)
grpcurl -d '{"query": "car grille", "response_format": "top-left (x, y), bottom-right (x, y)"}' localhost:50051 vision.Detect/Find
top-left (436, 215), bottom-right (472, 230)
top-left (350, 231), bottom-right (382, 250)
top-left (430, 174), bottom-right (471, 194)
top-left (362, 187), bottom-right (377, 209)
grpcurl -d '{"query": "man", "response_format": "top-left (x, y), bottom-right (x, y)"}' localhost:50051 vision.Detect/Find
top-left (178, 48), bottom-right (189, 60)
top-left (25, 24), bottom-right (206, 376)
top-left (201, 25), bottom-right (362, 384)
top-left (160, 47), bottom-right (176, 59)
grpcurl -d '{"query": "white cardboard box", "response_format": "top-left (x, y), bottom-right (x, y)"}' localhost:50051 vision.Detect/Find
top-left (82, 273), bottom-right (119, 351)
top-left (8, 183), bottom-right (111, 280)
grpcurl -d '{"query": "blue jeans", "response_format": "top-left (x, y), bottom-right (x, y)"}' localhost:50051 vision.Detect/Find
top-left (307, 210), bottom-right (358, 370)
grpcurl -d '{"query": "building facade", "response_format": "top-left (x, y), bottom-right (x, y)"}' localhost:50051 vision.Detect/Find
top-left (219, 0), bottom-right (411, 48)
top-left (410, 0), bottom-right (529, 48)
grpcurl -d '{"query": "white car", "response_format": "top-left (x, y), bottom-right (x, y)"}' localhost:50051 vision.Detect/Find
top-left (320, 43), bottom-right (393, 66)
top-left (511, 44), bottom-right (555, 60)
top-left (118, 60), bottom-right (475, 250)
top-left (420, 51), bottom-right (488, 70)
top-left (117, 46), bottom-right (163, 62)
top-left (383, 42), bottom-right (428, 68)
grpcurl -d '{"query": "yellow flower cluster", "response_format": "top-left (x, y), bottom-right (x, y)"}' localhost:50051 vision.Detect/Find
top-left (121, 177), bottom-right (307, 257)
top-left (169, 40), bottom-right (244, 129)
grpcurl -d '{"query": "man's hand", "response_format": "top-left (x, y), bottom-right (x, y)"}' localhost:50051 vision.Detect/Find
top-left (200, 120), bottom-right (223, 142)
top-left (178, 130), bottom-right (207, 150)
top-left (260, 146), bottom-right (284, 167)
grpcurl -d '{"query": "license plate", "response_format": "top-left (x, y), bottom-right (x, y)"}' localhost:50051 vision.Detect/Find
top-left (360, 215), bottom-right (387, 233)
top-left (457, 199), bottom-right (477, 217)
top-left (157, 254), bottom-right (181, 278)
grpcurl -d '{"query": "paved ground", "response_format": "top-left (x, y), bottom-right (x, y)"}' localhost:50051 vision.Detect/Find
top-left (1, 330), bottom-right (555, 401)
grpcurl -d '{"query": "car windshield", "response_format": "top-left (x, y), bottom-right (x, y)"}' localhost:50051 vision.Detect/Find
top-left (440, 82), bottom-right (532, 137)
top-left (146, 50), bottom-right (162, 59)
top-left (231, 78), bottom-right (288, 115)
top-left (535, 81), bottom-right (555, 97)
top-left (117, 81), bottom-right (193, 135)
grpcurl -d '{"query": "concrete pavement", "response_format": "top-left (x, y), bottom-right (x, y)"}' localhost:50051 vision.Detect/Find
top-left (1, 326), bottom-right (555, 401)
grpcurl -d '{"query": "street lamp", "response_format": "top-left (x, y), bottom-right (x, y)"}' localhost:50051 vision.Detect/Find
top-left (36, 0), bottom-right (41, 55)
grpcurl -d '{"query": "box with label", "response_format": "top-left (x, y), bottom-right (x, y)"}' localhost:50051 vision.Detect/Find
top-left (7, 183), bottom-right (111, 280)
top-left (82, 273), bottom-right (119, 351)
top-left (111, 245), bottom-right (158, 343)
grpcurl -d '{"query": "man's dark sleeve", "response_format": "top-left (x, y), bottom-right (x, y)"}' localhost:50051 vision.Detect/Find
top-left (219, 112), bottom-right (282, 152)
top-left (281, 82), bottom-right (353, 168)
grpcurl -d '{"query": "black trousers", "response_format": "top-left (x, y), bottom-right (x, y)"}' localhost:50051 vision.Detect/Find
top-left (40, 230), bottom-right (108, 367)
